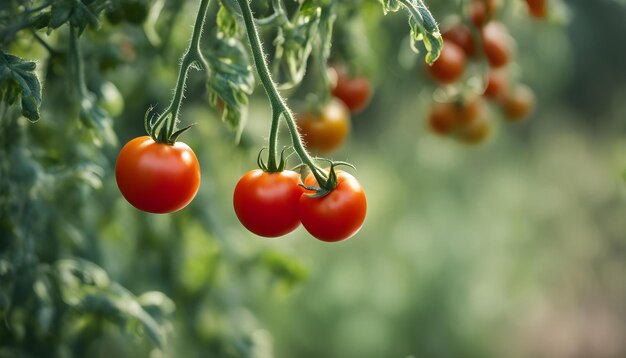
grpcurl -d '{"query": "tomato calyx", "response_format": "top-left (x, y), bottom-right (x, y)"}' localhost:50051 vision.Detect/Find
top-left (144, 106), bottom-right (196, 145)
top-left (299, 160), bottom-right (356, 198)
top-left (257, 147), bottom-right (291, 173)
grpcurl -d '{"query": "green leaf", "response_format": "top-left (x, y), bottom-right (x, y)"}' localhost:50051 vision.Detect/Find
top-left (204, 32), bottom-right (254, 142)
top-left (0, 50), bottom-right (42, 122)
top-left (379, 0), bottom-right (442, 64)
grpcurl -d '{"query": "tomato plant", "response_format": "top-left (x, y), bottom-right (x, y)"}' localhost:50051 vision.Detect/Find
top-left (116, 136), bottom-right (201, 214)
top-left (297, 99), bottom-right (351, 153)
top-left (330, 65), bottom-right (373, 113)
top-left (233, 170), bottom-right (303, 238)
top-left (299, 170), bottom-right (367, 243)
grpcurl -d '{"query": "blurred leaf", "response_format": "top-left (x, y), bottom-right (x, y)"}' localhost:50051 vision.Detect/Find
top-left (204, 32), bottom-right (254, 142)
top-left (0, 50), bottom-right (42, 122)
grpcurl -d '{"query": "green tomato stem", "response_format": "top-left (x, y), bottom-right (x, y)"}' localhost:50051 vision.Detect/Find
top-left (236, 0), bottom-right (327, 184)
top-left (68, 26), bottom-right (89, 98)
top-left (158, 0), bottom-right (211, 144)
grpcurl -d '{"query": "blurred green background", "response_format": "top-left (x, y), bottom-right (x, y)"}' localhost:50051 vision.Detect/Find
top-left (3, 0), bottom-right (626, 357)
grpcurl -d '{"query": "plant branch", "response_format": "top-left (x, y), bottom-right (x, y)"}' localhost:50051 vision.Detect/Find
top-left (235, 0), bottom-right (327, 183)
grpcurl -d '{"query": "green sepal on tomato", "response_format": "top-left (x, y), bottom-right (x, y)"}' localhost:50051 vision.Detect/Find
top-left (116, 136), bottom-right (201, 214)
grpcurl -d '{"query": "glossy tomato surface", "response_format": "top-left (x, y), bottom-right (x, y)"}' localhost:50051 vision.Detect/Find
top-left (297, 98), bottom-right (350, 153)
top-left (299, 171), bottom-right (367, 242)
top-left (116, 136), bottom-right (201, 214)
top-left (233, 170), bottom-right (304, 238)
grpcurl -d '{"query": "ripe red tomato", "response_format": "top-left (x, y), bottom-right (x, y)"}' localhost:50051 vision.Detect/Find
top-left (501, 84), bottom-right (535, 121)
top-left (470, 0), bottom-right (497, 27)
top-left (481, 21), bottom-right (512, 68)
top-left (330, 66), bottom-right (372, 113)
top-left (428, 102), bottom-right (458, 135)
top-left (426, 42), bottom-right (466, 84)
top-left (299, 171), bottom-right (367, 242)
top-left (483, 69), bottom-right (508, 99)
top-left (442, 24), bottom-right (476, 57)
top-left (297, 98), bottom-right (350, 153)
top-left (116, 136), bottom-right (201, 214)
top-left (233, 169), bottom-right (304, 238)
top-left (525, 0), bottom-right (547, 18)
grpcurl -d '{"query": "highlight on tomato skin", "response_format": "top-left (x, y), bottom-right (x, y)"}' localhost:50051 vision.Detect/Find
top-left (298, 170), bottom-right (367, 243)
top-left (233, 169), bottom-right (304, 238)
top-left (115, 136), bottom-right (201, 214)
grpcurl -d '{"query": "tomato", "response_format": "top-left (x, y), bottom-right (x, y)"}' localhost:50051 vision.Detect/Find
top-left (501, 84), bottom-right (535, 121)
top-left (457, 117), bottom-right (492, 144)
top-left (330, 66), bottom-right (372, 113)
top-left (116, 136), bottom-right (201, 214)
top-left (457, 97), bottom-right (485, 124)
top-left (299, 171), bottom-right (367, 242)
top-left (483, 69), bottom-right (508, 99)
top-left (442, 24), bottom-right (476, 57)
top-left (233, 170), bottom-right (304, 238)
top-left (428, 102), bottom-right (458, 135)
top-left (297, 98), bottom-right (350, 153)
top-left (426, 42), bottom-right (466, 84)
top-left (470, 0), bottom-right (497, 27)
top-left (525, 0), bottom-right (547, 19)
top-left (481, 21), bottom-right (512, 68)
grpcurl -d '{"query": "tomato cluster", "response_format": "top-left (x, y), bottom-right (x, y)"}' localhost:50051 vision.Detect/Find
top-left (296, 66), bottom-right (373, 154)
top-left (233, 169), bottom-right (367, 243)
top-left (426, 0), bottom-right (540, 143)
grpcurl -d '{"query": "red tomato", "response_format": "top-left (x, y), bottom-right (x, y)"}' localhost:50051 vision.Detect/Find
top-left (233, 170), bottom-right (303, 238)
top-left (470, 0), bottom-right (497, 27)
top-left (299, 171), bottom-right (367, 243)
top-left (428, 102), bottom-right (458, 135)
top-left (426, 42), bottom-right (466, 84)
top-left (116, 136), bottom-right (201, 213)
top-left (297, 98), bottom-right (350, 153)
top-left (483, 69), bottom-right (508, 99)
top-left (501, 84), bottom-right (535, 121)
top-left (331, 66), bottom-right (372, 113)
top-left (525, 0), bottom-right (547, 18)
top-left (481, 21), bottom-right (512, 68)
top-left (442, 24), bottom-right (476, 57)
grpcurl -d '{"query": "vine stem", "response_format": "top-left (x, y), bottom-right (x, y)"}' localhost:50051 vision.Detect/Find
top-left (155, 0), bottom-right (211, 143)
top-left (68, 26), bottom-right (88, 98)
top-left (235, 0), bottom-right (327, 183)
